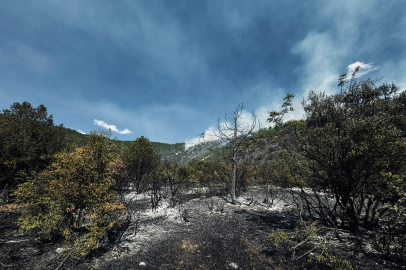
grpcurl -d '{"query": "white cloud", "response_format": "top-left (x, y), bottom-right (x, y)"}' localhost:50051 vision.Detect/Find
top-left (77, 130), bottom-right (86, 135)
top-left (344, 61), bottom-right (379, 80)
top-left (93, 119), bottom-right (132, 134)
top-left (185, 125), bottom-right (217, 150)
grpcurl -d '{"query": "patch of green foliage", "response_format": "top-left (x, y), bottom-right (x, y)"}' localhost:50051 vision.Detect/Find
top-left (14, 131), bottom-right (127, 257)
top-left (0, 102), bottom-right (65, 198)
top-left (270, 72), bottom-right (406, 233)
top-left (269, 230), bottom-right (289, 248)
top-left (122, 136), bottom-right (158, 194)
top-left (63, 127), bottom-right (88, 147)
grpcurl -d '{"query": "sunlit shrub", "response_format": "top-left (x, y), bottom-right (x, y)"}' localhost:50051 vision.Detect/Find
top-left (14, 131), bottom-right (127, 256)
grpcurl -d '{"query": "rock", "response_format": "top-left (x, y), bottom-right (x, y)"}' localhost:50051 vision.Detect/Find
top-left (228, 262), bottom-right (238, 269)
top-left (139, 262), bottom-right (147, 267)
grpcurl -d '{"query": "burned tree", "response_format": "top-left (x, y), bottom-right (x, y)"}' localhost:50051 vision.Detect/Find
top-left (202, 103), bottom-right (259, 203)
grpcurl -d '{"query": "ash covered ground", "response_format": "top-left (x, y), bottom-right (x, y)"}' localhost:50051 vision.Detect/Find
top-left (0, 188), bottom-right (404, 269)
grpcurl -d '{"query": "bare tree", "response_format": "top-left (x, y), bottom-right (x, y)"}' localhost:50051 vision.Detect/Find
top-left (201, 103), bottom-right (259, 203)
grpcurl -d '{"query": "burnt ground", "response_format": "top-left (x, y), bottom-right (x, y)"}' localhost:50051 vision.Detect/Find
top-left (0, 188), bottom-right (405, 270)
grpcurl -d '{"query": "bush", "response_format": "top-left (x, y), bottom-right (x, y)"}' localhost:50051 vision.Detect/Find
top-left (14, 131), bottom-right (127, 256)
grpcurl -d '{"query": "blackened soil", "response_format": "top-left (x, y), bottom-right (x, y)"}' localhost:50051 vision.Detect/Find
top-left (100, 210), bottom-right (298, 270)
top-left (0, 211), bottom-right (71, 270)
top-left (1, 190), bottom-right (405, 270)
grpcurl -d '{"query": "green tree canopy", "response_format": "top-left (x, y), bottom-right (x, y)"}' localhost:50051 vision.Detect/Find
top-left (123, 136), bottom-right (158, 193)
top-left (270, 75), bottom-right (406, 232)
top-left (0, 102), bottom-right (64, 196)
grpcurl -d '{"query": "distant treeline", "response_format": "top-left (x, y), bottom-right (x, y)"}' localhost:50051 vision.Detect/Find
top-left (63, 127), bottom-right (185, 158)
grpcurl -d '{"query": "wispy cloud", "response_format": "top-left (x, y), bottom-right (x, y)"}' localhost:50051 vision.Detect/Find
top-left (77, 130), bottom-right (86, 135)
top-left (292, 31), bottom-right (343, 96)
top-left (345, 61), bottom-right (379, 80)
top-left (93, 119), bottom-right (132, 135)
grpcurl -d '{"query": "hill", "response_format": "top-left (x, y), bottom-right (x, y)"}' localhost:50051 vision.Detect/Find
top-left (63, 126), bottom-right (280, 164)
top-left (179, 126), bottom-right (282, 164)
top-left (62, 127), bottom-right (187, 161)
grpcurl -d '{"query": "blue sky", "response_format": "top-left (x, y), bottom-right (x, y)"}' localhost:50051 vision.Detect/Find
top-left (1, 1), bottom-right (405, 146)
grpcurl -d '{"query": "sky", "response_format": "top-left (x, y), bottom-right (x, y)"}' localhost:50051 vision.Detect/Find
top-left (1, 1), bottom-right (405, 147)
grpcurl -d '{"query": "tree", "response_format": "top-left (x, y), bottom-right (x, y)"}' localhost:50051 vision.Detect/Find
top-left (188, 159), bottom-right (218, 190)
top-left (14, 130), bottom-right (127, 256)
top-left (157, 159), bottom-right (191, 208)
top-left (202, 104), bottom-right (259, 203)
top-left (0, 102), bottom-right (64, 199)
top-left (122, 136), bottom-right (157, 194)
top-left (269, 72), bottom-right (406, 232)
top-left (257, 161), bottom-right (278, 206)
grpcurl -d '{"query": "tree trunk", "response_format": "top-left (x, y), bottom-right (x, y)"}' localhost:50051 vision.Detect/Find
top-left (231, 160), bottom-right (237, 203)
top-left (346, 199), bottom-right (359, 232)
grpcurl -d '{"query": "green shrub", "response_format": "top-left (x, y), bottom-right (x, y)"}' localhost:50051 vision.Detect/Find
top-left (14, 131), bottom-right (127, 256)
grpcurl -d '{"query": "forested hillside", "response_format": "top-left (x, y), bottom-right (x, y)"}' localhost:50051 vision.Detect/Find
top-left (63, 128), bottom-right (88, 147)
top-left (62, 127), bottom-right (187, 161)
top-left (63, 126), bottom-right (233, 163)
